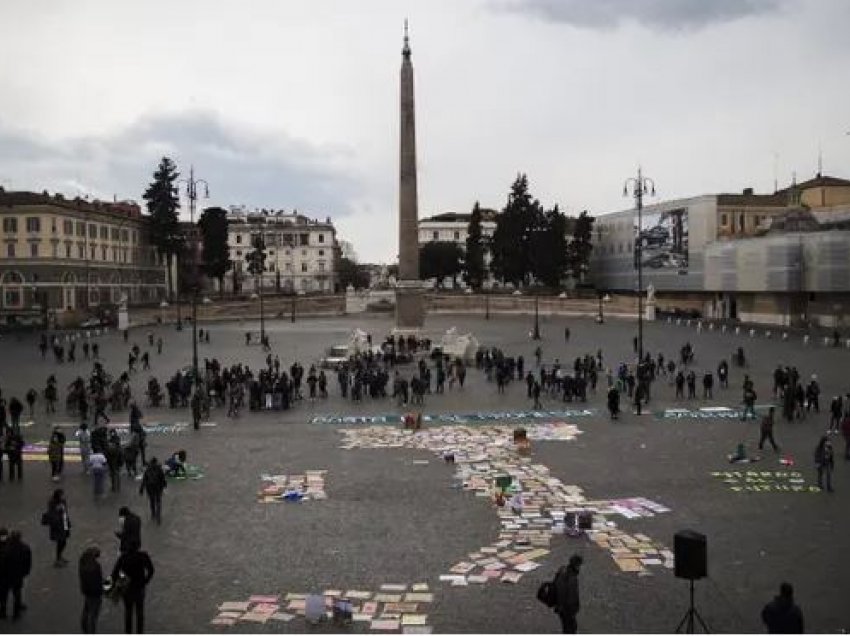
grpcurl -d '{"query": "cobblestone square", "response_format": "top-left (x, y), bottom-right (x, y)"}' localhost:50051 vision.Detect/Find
top-left (1, 313), bottom-right (847, 633)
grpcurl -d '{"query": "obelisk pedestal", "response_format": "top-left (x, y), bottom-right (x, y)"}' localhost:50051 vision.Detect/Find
top-left (395, 21), bottom-right (425, 330)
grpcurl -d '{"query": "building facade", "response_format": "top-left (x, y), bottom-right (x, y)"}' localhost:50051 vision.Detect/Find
top-left (591, 174), bottom-right (850, 326)
top-left (224, 206), bottom-right (338, 294)
top-left (0, 190), bottom-right (167, 326)
top-left (418, 210), bottom-right (498, 287)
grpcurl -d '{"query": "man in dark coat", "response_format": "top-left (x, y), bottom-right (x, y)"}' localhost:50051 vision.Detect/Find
top-left (139, 458), bottom-right (167, 524)
top-left (111, 541), bottom-right (154, 634)
top-left (0, 529), bottom-right (32, 620)
top-left (116, 507), bottom-right (142, 554)
top-left (761, 582), bottom-right (804, 633)
top-left (554, 554), bottom-right (582, 633)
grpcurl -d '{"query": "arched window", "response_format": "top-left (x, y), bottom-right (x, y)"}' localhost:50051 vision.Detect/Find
top-left (1, 270), bottom-right (25, 308)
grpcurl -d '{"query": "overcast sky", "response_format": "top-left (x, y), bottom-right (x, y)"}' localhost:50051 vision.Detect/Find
top-left (1, 0), bottom-right (849, 262)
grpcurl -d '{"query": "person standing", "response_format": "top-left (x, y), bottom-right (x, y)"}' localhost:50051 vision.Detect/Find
top-left (47, 427), bottom-right (66, 482)
top-left (842, 413), bottom-right (850, 460)
top-left (554, 554), bottom-right (582, 634)
top-left (129, 403), bottom-right (146, 466)
top-left (105, 437), bottom-right (123, 493)
top-left (4, 430), bottom-right (23, 482)
top-left (8, 397), bottom-right (23, 433)
top-left (115, 507), bottom-right (142, 554)
top-left (0, 530), bottom-right (31, 620)
top-left (814, 436), bottom-right (835, 493)
top-left (76, 422), bottom-right (92, 474)
top-left (111, 541), bottom-right (154, 634)
top-left (89, 448), bottom-right (108, 498)
top-left (761, 582), bottom-right (804, 633)
top-left (758, 407), bottom-right (780, 452)
top-left (79, 545), bottom-right (104, 633)
top-left (139, 458), bottom-right (167, 524)
top-left (44, 489), bottom-right (71, 567)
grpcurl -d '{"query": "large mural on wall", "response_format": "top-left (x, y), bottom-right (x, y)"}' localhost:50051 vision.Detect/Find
top-left (634, 207), bottom-right (689, 274)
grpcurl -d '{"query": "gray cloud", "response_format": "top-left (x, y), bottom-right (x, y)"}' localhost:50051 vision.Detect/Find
top-left (0, 111), bottom-right (360, 220)
top-left (499, 0), bottom-right (784, 31)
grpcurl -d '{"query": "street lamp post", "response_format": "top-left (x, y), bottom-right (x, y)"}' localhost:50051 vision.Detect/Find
top-left (485, 293), bottom-right (490, 320)
top-left (623, 167), bottom-right (656, 415)
top-left (178, 166), bottom-right (209, 429)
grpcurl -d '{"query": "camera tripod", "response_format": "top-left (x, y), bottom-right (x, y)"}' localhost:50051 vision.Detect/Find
top-left (675, 579), bottom-right (710, 634)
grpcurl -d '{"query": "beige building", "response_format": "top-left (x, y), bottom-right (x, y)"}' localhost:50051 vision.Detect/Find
top-left (0, 189), bottom-right (167, 326)
top-left (225, 206), bottom-right (338, 294)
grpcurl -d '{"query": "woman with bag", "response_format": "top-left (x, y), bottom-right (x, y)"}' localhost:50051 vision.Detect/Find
top-left (44, 489), bottom-right (71, 566)
top-left (78, 545), bottom-right (103, 633)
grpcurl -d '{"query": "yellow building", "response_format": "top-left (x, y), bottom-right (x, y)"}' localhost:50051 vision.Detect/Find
top-left (0, 190), bottom-right (167, 327)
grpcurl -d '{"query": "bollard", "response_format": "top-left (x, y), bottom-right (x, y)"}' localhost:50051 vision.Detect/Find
top-left (709, 323), bottom-right (714, 331)
top-left (782, 332), bottom-right (788, 341)
top-left (845, 338), bottom-right (850, 349)
top-left (765, 331), bottom-right (771, 339)
top-left (749, 329), bottom-right (755, 338)
top-left (721, 325), bottom-right (727, 334)
top-left (735, 326), bottom-right (740, 335)
top-left (676, 319), bottom-right (682, 326)
top-left (803, 335), bottom-right (810, 345)
top-left (823, 336), bottom-right (831, 346)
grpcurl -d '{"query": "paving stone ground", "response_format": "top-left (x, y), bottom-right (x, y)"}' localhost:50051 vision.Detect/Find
top-left (0, 312), bottom-right (848, 633)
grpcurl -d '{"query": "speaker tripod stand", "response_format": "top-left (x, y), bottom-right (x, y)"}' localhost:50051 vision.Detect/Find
top-left (676, 579), bottom-right (710, 634)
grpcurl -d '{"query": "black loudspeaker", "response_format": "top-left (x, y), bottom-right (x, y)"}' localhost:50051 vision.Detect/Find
top-left (674, 530), bottom-right (707, 580)
top-left (578, 512), bottom-right (594, 530)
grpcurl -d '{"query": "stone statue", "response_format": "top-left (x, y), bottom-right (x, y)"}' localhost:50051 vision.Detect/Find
top-left (646, 284), bottom-right (656, 303)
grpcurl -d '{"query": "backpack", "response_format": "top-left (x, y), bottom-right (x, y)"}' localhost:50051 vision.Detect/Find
top-left (537, 569), bottom-right (563, 608)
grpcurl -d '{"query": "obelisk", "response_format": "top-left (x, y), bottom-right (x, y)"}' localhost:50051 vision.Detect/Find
top-left (395, 20), bottom-right (425, 329)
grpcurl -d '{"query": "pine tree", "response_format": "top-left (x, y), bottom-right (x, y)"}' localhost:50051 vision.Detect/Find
top-left (143, 157), bottom-right (182, 299)
top-left (198, 206), bottom-right (231, 296)
top-left (491, 174), bottom-right (540, 287)
top-left (464, 202), bottom-right (486, 290)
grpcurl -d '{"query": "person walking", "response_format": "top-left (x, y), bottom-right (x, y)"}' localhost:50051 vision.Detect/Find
top-left (44, 489), bottom-right (71, 567)
top-left (758, 407), bottom-right (780, 452)
top-left (761, 582), bottom-right (804, 633)
top-left (814, 436), bottom-right (835, 492)
top-left (139, 458), bottom-right (167, 524)
top-left (25, 388), bottom-right (37, 419)
top-left (115, 507), bottom-right (142, 554)
top-left (553, 554), bottom-right (582, 633)
top-left (47, 427), bottom-right (66, 482)
top-left (111, 541), bottom-right (154, 634)
top-left (79, 546), bottom-right (104, 633)
top-left (0, 529), bottom-right (32, 620)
